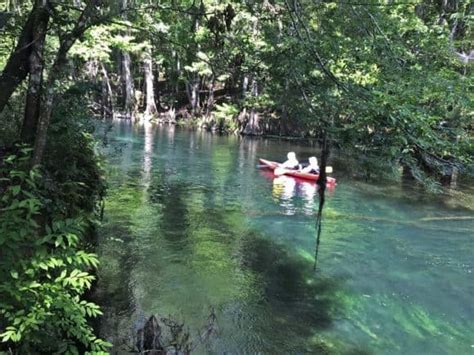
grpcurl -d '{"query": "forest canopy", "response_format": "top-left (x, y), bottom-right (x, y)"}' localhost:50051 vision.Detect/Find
top-left (0, 0), bottom-right (472, 184)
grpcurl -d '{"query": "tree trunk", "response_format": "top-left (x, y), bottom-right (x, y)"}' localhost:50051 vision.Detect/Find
top-left (401, 164), bottom-right (415, 181)
top-left (0, 1), bottom-right (49, 115)
top-left (20, 0), bottom-right (50, 143)
top-left (280, 78), bottom-right (290, 136)
top-left (189, 76), bottom-right (200, 116)
top-left (153, 62), bottom-right (161, 111)
top-left (185, 75), bottom-right (200, 116)
top-left (206, 76), bottom-right (215, 118)
top-left (242, 77), bottom-right (261, 135)
top-left (119, 0), bottom-right (134, 119)
top-left (174, 51), bottom-right (180, 94)
top-left (121, 50), bottom-right (135, 118)
top-left (243, 110), bottom-right (260, 135)
top-left (100, 62), bottom-right (114, 119)
top-left (242, 75), bottom-right (249, 99)
top-left (192, 79), bottom-right (199, 116)
top-left (143, 47), bottom-right (157, 118)
top-left (32, 1), bottom-right (101, 165)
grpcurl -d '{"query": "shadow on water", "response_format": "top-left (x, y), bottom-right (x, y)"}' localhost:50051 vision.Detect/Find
top-left (95, 168), bottom-right (374, 353)
top-left (236, 234), bottom-right (372, 354)
top-left (241, 233), bottom-right (337, 329)
top-left (94, 222), bottom-right (139, 349)
top-left (147, 174), bottom-right (191, 246)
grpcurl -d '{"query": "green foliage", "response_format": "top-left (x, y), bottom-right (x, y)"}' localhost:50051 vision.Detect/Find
top-left (0, 147), bottom-right (110, 353)
top-left (255, 0), bottom-right (473, 182)
top-left (213, 103), bottom-right (239, 132)
top-left (1, 5), bottom-right (110, 347)
top-left (43, 85), bottom-right (107, 216)
top-left (4, 0), bottom-right (472, 185)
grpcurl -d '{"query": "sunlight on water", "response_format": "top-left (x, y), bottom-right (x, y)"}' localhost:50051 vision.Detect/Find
top-left (96, 121), bottom-right (474, 354)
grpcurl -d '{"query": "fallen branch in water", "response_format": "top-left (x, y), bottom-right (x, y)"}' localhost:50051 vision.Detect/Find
top-left (419, 216), bottom-right (474, 221)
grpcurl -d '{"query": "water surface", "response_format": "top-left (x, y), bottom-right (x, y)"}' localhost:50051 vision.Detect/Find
top-left (96, 121), bottom-right (473, 354)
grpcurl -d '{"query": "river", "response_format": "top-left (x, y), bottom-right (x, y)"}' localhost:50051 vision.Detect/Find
top-left (95, 121), bottom-right (473, 354)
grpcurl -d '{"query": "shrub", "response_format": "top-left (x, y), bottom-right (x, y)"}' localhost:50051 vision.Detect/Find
top-left (0, 147), bottom-right (110, 354)
top-left (213, 103), bottom-right (240, 132)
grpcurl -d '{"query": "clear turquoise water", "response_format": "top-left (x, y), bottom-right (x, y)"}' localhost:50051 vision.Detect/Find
top-left (96, 121), bottom-right (474, 354)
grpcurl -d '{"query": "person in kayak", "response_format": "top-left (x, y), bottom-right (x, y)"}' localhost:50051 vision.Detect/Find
top-left (280, 152), bottom-right (299, 169)
top-left (300, 156), bottom-right (320, 174)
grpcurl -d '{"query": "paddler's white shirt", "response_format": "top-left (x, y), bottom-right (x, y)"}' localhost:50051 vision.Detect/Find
top-left (281, 158), bottom-right (299, 169)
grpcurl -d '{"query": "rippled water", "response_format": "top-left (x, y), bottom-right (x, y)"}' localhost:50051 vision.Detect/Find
top-left (96, 121), bottom-right (473, 354)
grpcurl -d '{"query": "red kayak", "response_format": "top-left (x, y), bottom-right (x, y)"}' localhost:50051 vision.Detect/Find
top-left (259, 158), bottom-right (336, 185)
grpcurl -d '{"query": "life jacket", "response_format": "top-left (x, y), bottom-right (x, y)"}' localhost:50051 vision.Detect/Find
top-left (307, 166), bottom-right (320, 174)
